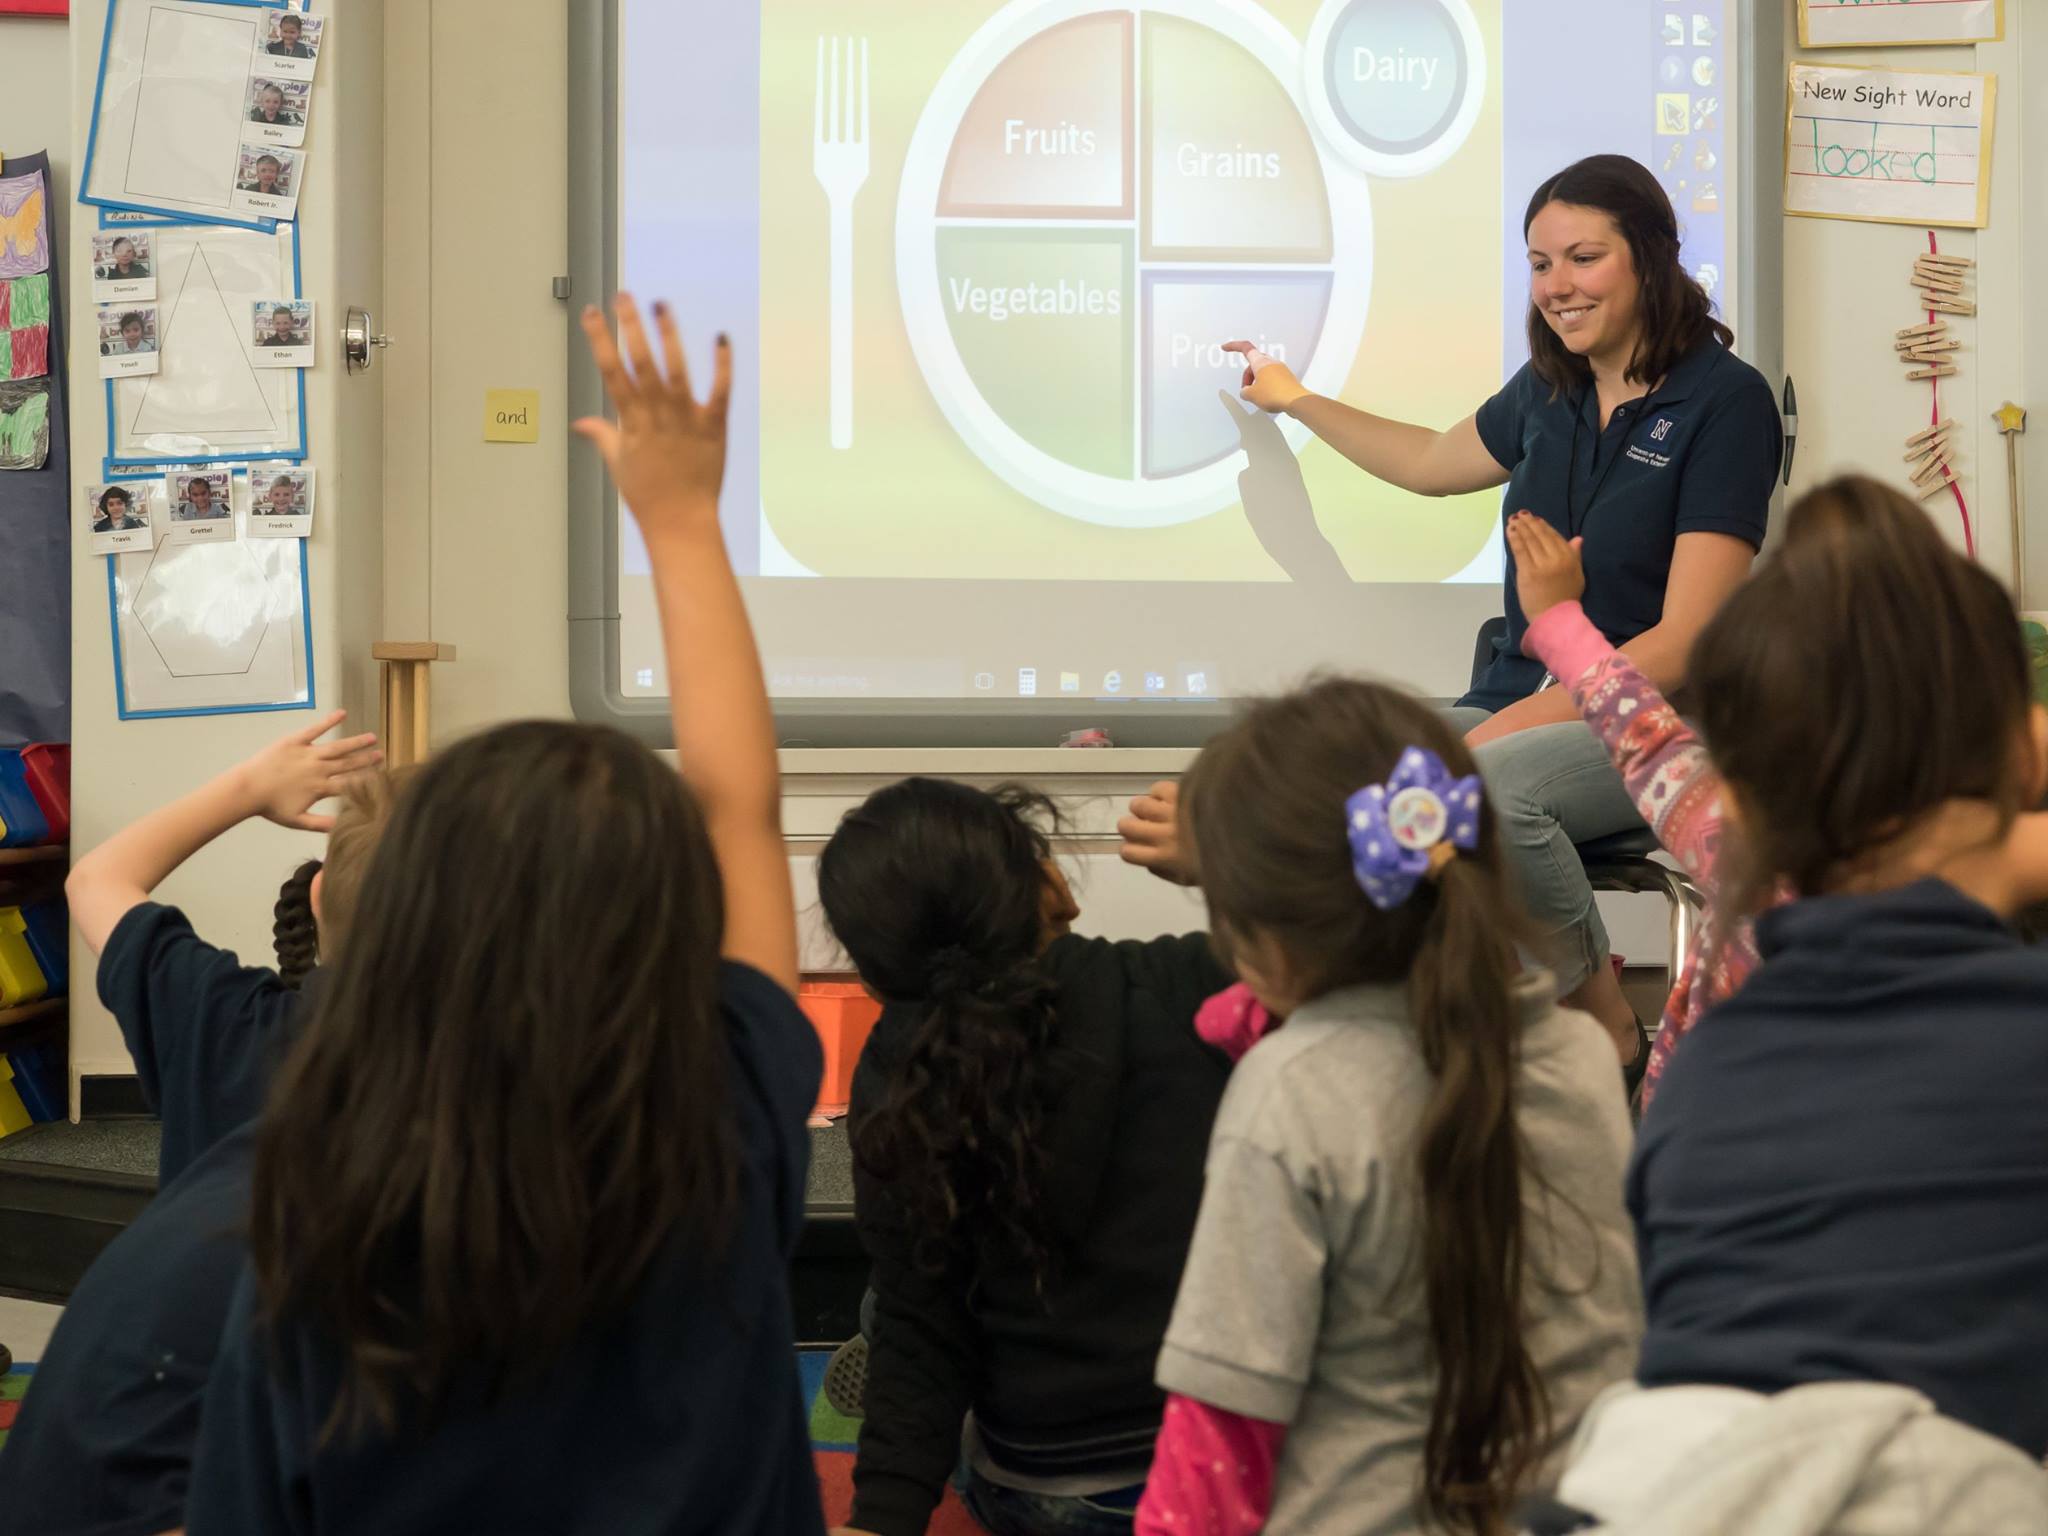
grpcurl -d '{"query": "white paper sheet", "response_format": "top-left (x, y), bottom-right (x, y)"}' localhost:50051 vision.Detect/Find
top-left (85, 1), bottom-right (279, 225)
top-left (111, 474), bottom-right (309, 716)
top-left (110, 223), bottom-right (302, 464)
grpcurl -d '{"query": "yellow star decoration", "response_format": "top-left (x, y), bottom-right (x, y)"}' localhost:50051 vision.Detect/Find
top-left (1994, 403), bottom-right (2027, 434)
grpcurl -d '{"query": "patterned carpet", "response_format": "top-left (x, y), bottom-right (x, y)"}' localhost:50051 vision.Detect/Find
top-left (800, 1348), bottom-right (981, 1533)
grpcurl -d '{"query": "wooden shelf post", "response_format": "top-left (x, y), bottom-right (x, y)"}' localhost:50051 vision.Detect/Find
top-left (373, 642), bottom-right (456, 767)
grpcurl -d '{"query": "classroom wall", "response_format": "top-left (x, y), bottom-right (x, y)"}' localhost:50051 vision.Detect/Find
top-left (52, 2), bottom-right (2042, 1086)
top-left (0, 15), bottom-right (72, 259)
top-left (1781, 8), bottom-right (2025, 587)
top-left (64, 0), bottom-right (388, 1102)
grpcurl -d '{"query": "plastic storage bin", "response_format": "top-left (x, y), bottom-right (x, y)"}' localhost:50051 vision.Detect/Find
top-left (2, 1038), bottom-right (63, 1122)
top-left (798, 980), bottom-right (883, 1119)
top-left (0, 1057), bottom-right (32, 1138)
top-left (0, 907), bottom-right (48, 1009)
top-left (0, 756), bottom-right (50, 849)
top-left (20, 743), bottom-right (69, 844)
top-left (19, 900), bottom-right (65, 996)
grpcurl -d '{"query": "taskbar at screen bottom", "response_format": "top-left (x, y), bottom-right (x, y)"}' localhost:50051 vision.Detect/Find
top-left (617, 575), bottom-right (1504, 708)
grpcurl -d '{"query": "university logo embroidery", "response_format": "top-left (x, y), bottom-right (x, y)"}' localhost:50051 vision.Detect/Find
top-left (1650, 417), bottom-right (1674, 442)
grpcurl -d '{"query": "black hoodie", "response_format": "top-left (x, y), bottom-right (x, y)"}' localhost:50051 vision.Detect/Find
top-left (848, 932), bottom-right (1232, 1536)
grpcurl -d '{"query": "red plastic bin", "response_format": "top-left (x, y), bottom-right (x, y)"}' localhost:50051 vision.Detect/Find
top-left (798, 980), bottom-right (882, 1120)
top-left (21, 744), bottom-right (69, 844)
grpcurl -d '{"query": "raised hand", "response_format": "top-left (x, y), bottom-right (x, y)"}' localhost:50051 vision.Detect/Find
top-left (238, 710), bottom-right (382, 832)
top-left (1507, 511), bottom-right (1585, 621)
top-left (574, 294), bottom-right (732, 546)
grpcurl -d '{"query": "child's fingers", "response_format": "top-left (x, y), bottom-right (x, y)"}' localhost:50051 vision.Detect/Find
top-left (709, 332), bottom-right (733, 417)
top-left (581, 305), bottom-right (641, 416)
top-left (571, 417), bottom-right (620, 469)
top-left (290, 707), bottom-right (349, 745)
top-left (614, 294), bottom-right (663, 397)
top-left (288, 811), bottom-right (337, 833)
top-left (652, 300), bottom-right (693, 400)
top-left (314, 731), bottom-right (379, 760)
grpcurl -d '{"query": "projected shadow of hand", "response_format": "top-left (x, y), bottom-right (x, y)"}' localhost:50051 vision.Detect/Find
top-left (1222, 389), bottom-right (1350, 591)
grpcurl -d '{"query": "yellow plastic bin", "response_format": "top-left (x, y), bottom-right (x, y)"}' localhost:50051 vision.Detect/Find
top-left (0, 907), bottom-right (49, 1009)
top-left (0, 1057), bottom-right (32, 1138)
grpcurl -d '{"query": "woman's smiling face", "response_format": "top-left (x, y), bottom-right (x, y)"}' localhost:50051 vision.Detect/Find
top-left (1526, 201), bottom-right (1643, 368)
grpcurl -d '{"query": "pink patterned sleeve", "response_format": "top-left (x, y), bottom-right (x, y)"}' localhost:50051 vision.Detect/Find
top-left (1522, 601), bottom-right (1727, 896)
top-left (1136, 1395), bottom-right (1288, 1536)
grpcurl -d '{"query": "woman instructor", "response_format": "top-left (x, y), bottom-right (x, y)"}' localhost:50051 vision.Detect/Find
top-left (1146, 155), bottom-right (1782, 1074)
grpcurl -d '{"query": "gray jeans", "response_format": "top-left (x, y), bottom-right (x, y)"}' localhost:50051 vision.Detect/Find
top-left (1443, 708), bottom-right (1646, 994)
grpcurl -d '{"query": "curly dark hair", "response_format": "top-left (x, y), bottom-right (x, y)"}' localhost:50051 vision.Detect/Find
top-left (273, 858), bottom-right (322, 988)
top-left (817, 778), bottom-right (1065, 1293)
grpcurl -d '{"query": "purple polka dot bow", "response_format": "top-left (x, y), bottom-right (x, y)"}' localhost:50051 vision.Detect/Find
top-left (1345, 746), bottom-right (1484, 911)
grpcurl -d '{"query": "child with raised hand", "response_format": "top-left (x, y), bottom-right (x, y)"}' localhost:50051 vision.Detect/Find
top-left (818, 780), bottom-right (1233, 1535)
top-left (1135, 684), bottom-right (1641, 1536)
top-left (1547, 477), bottom-right (2048, 1527)
top-left (66, 710), bottom-right (382, 1182)
top-left (184, 297), bottom-right (825, 1536)
top-left (1506, 509), bottom-right (1748, 1108)
top-left (0, 730), bottom-right (392, 1536)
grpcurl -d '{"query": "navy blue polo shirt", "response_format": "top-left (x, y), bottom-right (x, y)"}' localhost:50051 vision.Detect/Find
top-left (1633, 879), bottom-right (2048, 1457)
top-left (1463, 338), bottom-right (1782, 711)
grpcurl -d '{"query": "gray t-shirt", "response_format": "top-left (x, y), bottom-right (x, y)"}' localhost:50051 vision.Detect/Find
top-left (1156, 978), bottom-right (1642, 1535)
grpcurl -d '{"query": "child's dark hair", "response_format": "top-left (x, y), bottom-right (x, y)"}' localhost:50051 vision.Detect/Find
top-left (1692, 474), bottom-right (2034, 917)
top-left (269, 772), bottom-right (404, 988)
top-left (1524, 154), bottom-right (1732, 395)
top-left (273, 859), bottom-right (321, 988)
top-left (817, 777), bottom-right (1064, 1291)
top-left (250, 722), bottom-right (736, 1444)
top-left (1183, 679), bottom-right (1546, 1536)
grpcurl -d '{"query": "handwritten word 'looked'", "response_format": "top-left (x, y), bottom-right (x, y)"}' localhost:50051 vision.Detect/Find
top-left (1806, 121), bottom-right (1937, 183)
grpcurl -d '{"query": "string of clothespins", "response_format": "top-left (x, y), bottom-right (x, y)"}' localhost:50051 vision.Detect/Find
top-left (1900, 238), bottom-right (1975, 555)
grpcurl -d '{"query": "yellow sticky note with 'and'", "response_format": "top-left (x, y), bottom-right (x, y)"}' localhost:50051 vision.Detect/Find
top-left (484, 389), bottom-right (541, 443)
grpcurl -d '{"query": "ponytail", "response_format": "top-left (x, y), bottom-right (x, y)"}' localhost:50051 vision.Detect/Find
top-left (855, 952), bottom-right (1062, 1289)
top-left (1411, 860), bottom-right (1547, 1536)
top-left (820, 777), bottom-right (1069, 1291)
top-left (274, 858), bottom-right (322, 988)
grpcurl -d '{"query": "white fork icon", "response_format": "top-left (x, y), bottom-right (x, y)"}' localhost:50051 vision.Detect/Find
top-left (814, 36), bottom-right (870, 451)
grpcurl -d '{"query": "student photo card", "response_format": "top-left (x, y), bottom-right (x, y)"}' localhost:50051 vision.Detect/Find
top-left (97, 301), bottom-right (161, 377)
top-left (86, 478), bottom-right (161, 556)
top-left (244, 76), bottom-right (311, 147)
top-left (91, 230), bottom-right (155, 302)
top-left (254, 8), bottom-right (322, 80)
top-left (231, 145), bottom-right (303, 220)
top-left (251, 299), bottom-right (314, 366)
top-left (163, 465), bottom-right (234, 544)
top-left (247, 463), bottom-right (313, 537)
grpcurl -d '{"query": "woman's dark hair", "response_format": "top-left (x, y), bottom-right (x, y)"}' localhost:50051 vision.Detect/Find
top-left (1523, 153), bottom-right (1733, 394)
top-left (273, 859), bottom-right (320, 988)
top-left (1692, 474), bottom-right (2034, 917)
top-left (1183, 680), bottom-right (1546, 1536)
top-left (250, 722), bottom-right (736, 1443)
top-left (97, 486), bottom-right (131, 513)
top-left (817, 777), bottom-right (1064, 1291)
